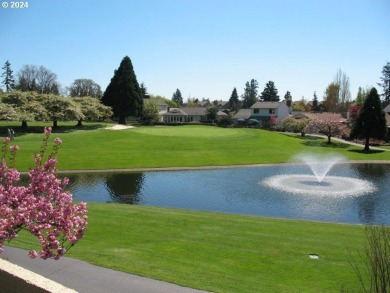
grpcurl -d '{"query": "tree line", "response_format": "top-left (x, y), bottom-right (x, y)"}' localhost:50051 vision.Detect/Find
top-left (169, 62), bottom-right (390, 116)
top-left (1, 57), bottom-right (389, 130)
top-left (1, 62), bottom-right (103, 97)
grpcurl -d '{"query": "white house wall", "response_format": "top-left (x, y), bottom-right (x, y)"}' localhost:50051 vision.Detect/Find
top-left (277, 104), bottom-right (290, 122)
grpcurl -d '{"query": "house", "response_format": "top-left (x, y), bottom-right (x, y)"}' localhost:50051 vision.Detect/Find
top-left (162, 107), bottom-right (228, 123)
top-left (232, 109), bottom-right (252, 124)
top-left (143, 98), bottom-right (169, 122)
top-left (249, 101), bottom-right (290, 127)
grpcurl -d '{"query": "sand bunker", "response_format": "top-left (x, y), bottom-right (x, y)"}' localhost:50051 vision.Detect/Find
top-left (105, 125), bottom-right (135, 130)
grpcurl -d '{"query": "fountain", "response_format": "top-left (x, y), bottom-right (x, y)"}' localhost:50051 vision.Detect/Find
top-left (262, 153), bottom-right (377, 197)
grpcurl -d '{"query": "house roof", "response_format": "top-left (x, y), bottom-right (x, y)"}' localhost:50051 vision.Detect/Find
top-left (163, 107), bottom-right (206, 116)
top-left (233, 109), bottom-right (252, 119)
top-left (293, 112), bottom-right (346, 122)
top-left (163, 107), bottom-right (228, 117)
top-left (163, 108), bottom-right (187, 116)
top-left (292, 113), bottom-right (309, 119)
top-left (217, 111), bottom-right (228, 116)
top-left (180, 107), bottom-right (207, 115)
top-left (384, 103), bottom-right (390, 113)
top-left (250, 102), bottom-right (283, 109)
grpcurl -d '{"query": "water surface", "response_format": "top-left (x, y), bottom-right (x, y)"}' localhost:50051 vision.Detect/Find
top-left (65, 163), bottom-right (390, 225)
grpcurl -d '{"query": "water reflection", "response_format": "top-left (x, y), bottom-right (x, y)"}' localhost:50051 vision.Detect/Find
top-left (62, 164), bottom-right (390, 225)
top-left (355, 163), bottom-right (389, 179)
top-left (105, 173), bottom-right (144, 204)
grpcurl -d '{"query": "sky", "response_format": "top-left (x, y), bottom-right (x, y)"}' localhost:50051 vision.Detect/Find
top-left (1, 0), bottom-right (389, 102)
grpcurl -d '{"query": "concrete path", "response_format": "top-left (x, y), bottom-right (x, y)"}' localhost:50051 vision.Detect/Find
top-left (2, 246), bottom-right (210, 293)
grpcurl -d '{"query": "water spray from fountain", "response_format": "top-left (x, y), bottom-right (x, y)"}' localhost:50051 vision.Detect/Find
top-left (262, 152), bottom-right (377, 197)
top-left (292, 153), bottom-right (346, 183)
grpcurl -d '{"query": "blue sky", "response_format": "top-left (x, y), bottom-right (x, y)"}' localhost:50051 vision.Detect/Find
top-left (1, 0), bottom-right (389, 101)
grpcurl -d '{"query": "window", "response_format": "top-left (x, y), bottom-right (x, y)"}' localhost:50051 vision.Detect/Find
top-left (269, 109), bottom-right (276, 114)
top-left (254, 109), bottom-right (259, 114)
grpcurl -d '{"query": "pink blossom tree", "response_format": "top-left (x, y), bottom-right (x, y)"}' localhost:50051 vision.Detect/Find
top-left (303, 115), bottom-right (350, 144)
top-left (0, 127), bottom-right (87, 260)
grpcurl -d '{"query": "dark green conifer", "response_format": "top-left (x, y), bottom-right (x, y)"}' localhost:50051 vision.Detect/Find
top-left (102, 56), bottom-right (143, 124)
top-left (351, 87), bottom-right (387, 151)
top-left (260, 81), bottom-right (280, 102)
top-left (229, 87), bottom-right (239, 111)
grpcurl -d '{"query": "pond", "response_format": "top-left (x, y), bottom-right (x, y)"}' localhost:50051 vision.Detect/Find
top-left (65, 163), bottom-right (390, 225)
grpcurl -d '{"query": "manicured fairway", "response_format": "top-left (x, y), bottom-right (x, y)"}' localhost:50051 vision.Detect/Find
top-left (1, 122), bottom-right (388, 171)
top-left (2, 122), bottom-right (387, 292)
top-left (10, 203), bottom-right (368, 293)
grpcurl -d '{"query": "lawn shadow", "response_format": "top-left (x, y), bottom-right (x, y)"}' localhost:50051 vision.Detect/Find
top-left (0, 123), bottom-right (108, 137)
top-left (301, 140), bottom-right (350, 149)
top-left (348, 149), bottom-right (386, 154)
top-left (280, 133), bottom-right (324, 140)
top-left (285, 134), bottom-right (350, 149)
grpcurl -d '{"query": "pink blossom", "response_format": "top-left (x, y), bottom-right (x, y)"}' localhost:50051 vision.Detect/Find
top-left (10, 145), bottom-right (19, 152)
top-left (45, 157), bottom-right (58, 169)
top-left (3, 137), bottom-right (10, 143)
top-left (54, 138), bottom-right (62, 145)
top-left (44, 127), bottom-right (52, 135)
top-left (28, 250), bottom-right (38, 259)
top-left (0, 128), bottom-right (88, 260)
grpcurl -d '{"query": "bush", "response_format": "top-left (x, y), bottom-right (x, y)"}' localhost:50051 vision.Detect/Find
top-left (281, 117), bottom-right (309, 133)
top-left (352, 224), bottom-right (390, 293)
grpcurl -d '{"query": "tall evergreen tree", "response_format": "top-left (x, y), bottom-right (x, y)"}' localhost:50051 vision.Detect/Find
top-left (313, 91), bottom-right (318, 111)
top-left (242, 79), bottom-right (258, 108)
top-left (102, 56), bottom-right (143, 124)
top-left (284, 91), bottom-right (292, 101)
top-left (378, 61), bottom-right (390, 104)
top-left (140, 82), bottom-right (147, 96)
top-left (172, 89), bottom-right (183, 106)
top-left (1, 60), bottom-right (15, 92)
top-left (229, 87), bottom-right (239, 111)
top-left (284, 91), bottom-right (292, 107)
top-left (351, 87), bottom-right (387, 151)
top-left (260, 81), bottom-right (280, 102)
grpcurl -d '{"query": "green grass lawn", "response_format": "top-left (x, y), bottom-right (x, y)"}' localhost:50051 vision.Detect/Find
top-left (2, 121), bottom-right (388, 292)
top-left (1, 122), bottom-right (388, 171)
top-left (10, 204), bottom-right (369, 293)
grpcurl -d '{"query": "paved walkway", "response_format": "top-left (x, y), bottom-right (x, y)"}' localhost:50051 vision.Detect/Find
top-left (2, 246), bottom-right (209, 293)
